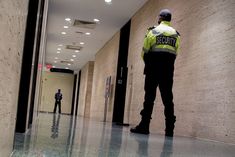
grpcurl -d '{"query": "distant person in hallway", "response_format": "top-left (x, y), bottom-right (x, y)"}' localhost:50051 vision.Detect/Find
top-left (130, 9), bottom-right (180, 137)
top-left (53, 89), bottom-right (63, 114)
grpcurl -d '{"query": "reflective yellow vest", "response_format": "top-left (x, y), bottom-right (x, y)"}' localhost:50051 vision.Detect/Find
top-left (141, 21), bottom-right (180, 60)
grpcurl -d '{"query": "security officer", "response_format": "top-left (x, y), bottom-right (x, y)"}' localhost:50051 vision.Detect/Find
top-left (130, 9), bottom-right (180, 137)
top-left (53, 89), bottom-right (63, 114)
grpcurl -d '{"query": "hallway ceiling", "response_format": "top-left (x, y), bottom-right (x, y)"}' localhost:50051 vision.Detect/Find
top-left (45, 0), bottom-right (148, 71)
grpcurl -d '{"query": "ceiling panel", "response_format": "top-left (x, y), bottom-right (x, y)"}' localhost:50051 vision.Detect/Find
top-left (46, 0), bottom-right (148, 71)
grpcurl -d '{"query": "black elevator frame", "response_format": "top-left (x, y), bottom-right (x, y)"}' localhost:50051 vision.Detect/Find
top-left (112, 20), bottom-right (131, 124)
top-left (15, 0), bottom-right (44, 133)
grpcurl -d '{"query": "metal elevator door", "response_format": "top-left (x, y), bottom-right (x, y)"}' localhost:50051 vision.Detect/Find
top-left (112, 20), bottom-right (131, 124)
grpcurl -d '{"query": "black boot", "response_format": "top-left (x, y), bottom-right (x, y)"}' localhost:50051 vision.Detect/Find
top-left (165, 130), bottom-right (174, 137)
top-left (130, 120), bottom-right (150, 135)
top-left (165, 116), bottom-right (176, 137)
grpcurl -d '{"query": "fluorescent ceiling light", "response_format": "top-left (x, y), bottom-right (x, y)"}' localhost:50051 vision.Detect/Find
top-left (65, 18), bottom-right (71, 21)
top-left (52, 66), bottom-right (56, 68)
top-left (80, 42), bottom-right (84, 45)
top-left (70, 59), bottom-right (74, 61)
top-left (105, 0), bottom-right (112, 3)
top-left (57, 48), bottom-right (61, 51)
top-left (57, 51), bottom-right (61, 54)
top-left (65, 67), bottom-right (69, 69)
top-left (61, 32), bottom-right (66, 35)
top-left (72, 55), bottom-right (76, 58)
top-left (64, 26), bottom-right (69, 29)
top-left (85, 32), bottom-right (91, 35)
top-left (58, 44), bottom-right (63, 47)
top-left (68, 63), bottom-right (71, 66)
top-left (75, 50), bottom-right (80, 53)
top-left (93, 18), bottom-right (100, 22)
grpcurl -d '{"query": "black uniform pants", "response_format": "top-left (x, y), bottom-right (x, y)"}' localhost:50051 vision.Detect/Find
top-left (53, 101), bottom-right (61, 114)
top-left (141, 52), bottom-right (176, 130)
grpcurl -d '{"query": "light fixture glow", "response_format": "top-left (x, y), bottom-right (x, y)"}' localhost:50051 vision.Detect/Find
top-left (54, 61), bottom-right (57, 63)
top-left (93, 18), bottom-right (100, 22)
top-left (65, 67), bottom-right (69, 69)
top-left (68, 63), bottom-right (71, 66)
top-left (72, 55), bottom-right (76, 58)
top-left (85, 32), bottom-right (91, 35)
top-left (80, 42), bottom-right (84, 45)
top-left (65, 18), bottom-right (71, 21)
top-left (75, 50), bottom-right (80, 53)
top-left (52, 66), bottom-right (56, 68)
top-left (57, 48), bottom-right (61, 51)
top-left (64, 26), bottom-right (69, 29)
top-left (61, 32), bottom-right (67, 35)
top-left (70, 59), bottom-right (74, 61)
top-left (105, 0), bottom-right (112, 3)
top-left (57, 51), bottom-right (61, 54)
top-left (55, 57), bottom-right (58, 59)
top-left (58, 44), bottom-right (63, 47)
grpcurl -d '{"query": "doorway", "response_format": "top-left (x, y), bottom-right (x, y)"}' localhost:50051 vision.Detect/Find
top-left (15, 0), bottom-right (45, 133)
top-left (112, 20), bottom-right (131, 124)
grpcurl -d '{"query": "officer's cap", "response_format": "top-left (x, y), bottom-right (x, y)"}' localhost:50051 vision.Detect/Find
top-left (159, 9), bottom-right (172, 21)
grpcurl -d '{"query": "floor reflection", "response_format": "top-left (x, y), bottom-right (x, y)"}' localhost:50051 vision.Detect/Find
top-left (130, 133), bottom-right (149, 157)
top-left (12, 113), bottom-right (235, 157)
top-left (107, 125), bottom-right (123, 157)
top-left (160, 137), bottom-right (173, 157)
top-left (51, 114), bottom-right (60, 139)
top-left (97, 124), bottom-right (123, 157)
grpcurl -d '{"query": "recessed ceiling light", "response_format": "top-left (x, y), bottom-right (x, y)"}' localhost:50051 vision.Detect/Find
top-left (75, 50), bottom-right (80, 53)
top-left (80, 42), bottom-right (84, 45)
top-left (65, 18), bottom-right (71, 21)
top-left (52, 66), bottom-right (56, 68)
top-left (105, 0), bottom-right (112, 3)
top-left (70, 59), bottom-right (74, 61)
top-left (68, 63), bottom-right (71, 66)
top-left (72, 55), bottom-right (76, 58)
top-left (65, 67), bottom-right (69, 69)
top-left (54, 61), bottom-right (57, 63)
top-left (93, 18), bottom-right (100, 22)
top-left (55, 57), bottom-right (58, 59)
top-left (64, 26), bottom-right (69, 29)
top-left (57, 51), bottom-right (61, 54)
top-left (61, 32), bottom-right (66, 35)
top-left (85, 32), bottom-right (91, 35)
top-left (58, 44), bottom-right (63, 47)
top-left (57, 48), bottom-right (61, 51)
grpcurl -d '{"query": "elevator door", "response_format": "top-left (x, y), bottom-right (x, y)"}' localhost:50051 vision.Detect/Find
top-left (112, 20), bottom-right (131, 124)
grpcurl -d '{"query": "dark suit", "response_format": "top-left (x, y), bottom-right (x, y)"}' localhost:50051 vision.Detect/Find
top-left (53, 92), bottom-right (62, 113)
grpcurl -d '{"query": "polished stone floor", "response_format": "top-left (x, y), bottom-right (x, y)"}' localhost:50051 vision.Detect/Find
top-left (12, 113), bottom-right (235, 157)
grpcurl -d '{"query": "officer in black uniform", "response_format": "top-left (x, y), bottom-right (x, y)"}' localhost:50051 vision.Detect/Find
top-left (130, 9), bottom-right (180, 137)
top-left (53, 89), bottom-right (63, 114)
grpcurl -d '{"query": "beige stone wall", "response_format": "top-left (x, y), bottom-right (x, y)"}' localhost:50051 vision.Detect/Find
top-left (40, 71), bottom-right (74, 114)
top-left (78, 64), bottom-right (88, 116)
top-left (125, 0), bottom-right (235, 143)
top-left (90, 33), bottom-right (120, 122)
top-left (78, 61), bottom-right (94, 117)
top-left (84, 62), bottom-right (94, 117)
top-left (0, 0), bottom-right (28, 156)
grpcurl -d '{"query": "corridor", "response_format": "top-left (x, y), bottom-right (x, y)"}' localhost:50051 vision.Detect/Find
top-left (12, 113), bottom-right (235, 157)
top-left (1, 0), bottom-right (235, 156)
